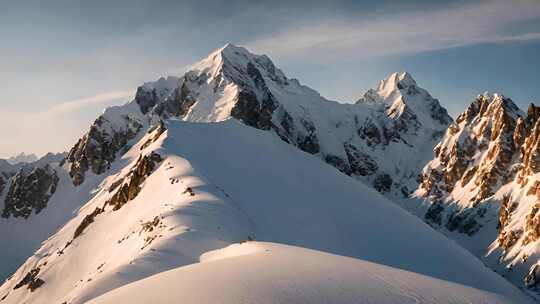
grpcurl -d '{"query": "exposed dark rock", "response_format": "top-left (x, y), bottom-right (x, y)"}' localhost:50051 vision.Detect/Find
top-left (0, 175), bottom-right (5, 197)
top-left (497, 196), bottom-right (512, 231)
top-left (278, 109), bottom-right (294, 137)
top-left (229, 62), bottom-right (277, 131)
top-left (358, 120), bottom-right (381, 146)
top-left (175, 82), bottom-right (197, 117)
top-left (420, 168), bottom-right (443, 198)
top-left (72, 152), bottom-right (162, 242)
top-left (324, 155), bottom-right (351, 176)
top-left (429, 98), bottom-right (453, 125)
top-left (344, 144), bottom-right (378, 176)
top-left (13, 267), bottom-right (44, 292)
top-left (525, 264), bottom-right (540, 289)
top-left (523, 204), bottom-right (540, 245)
top-left (373, 174), bottom-right (393, 193)
top-left (527, 104), bottom-right (540, 126)
top-left (151, 82), bottom-right (194, 119)
top-left (498, 229), bottom-right (521, 252)
top-left (140, 121), bottom-right (166, 151)
top-left (461, 166), bottom-right (478, 187)
top-left (2, 165), bottom-right (59, 219)
top-left (296, 119), bottom-right (320, 154)
top-left (521, 119), bottom-right (540, 175)
top-left (140, 216), bottom-right (161, 234)
top-left (73, 206), bottom-right (104, 239)
top-left (182, 187), bottom-right (195, 196)
top-left (425, 202), bottom-right (444, 226)
top-left (135, 86), bottom-right (158, 114)
top-left (107, 152), bottom-right (162, 211)
top-left (66, 115), bottom-right (142, 185)
top-left (108, 179), bottom-right (124, 193)
top-left (445, 209), bottom-right (481, 236)
top-left (231, 90), bottom-right (276, 130)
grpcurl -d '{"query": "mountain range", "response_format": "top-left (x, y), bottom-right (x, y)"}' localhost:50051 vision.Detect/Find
top-left (0, 44), bottom-right (537, 303)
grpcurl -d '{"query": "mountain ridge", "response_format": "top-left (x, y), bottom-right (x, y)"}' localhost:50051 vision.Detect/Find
top-left (3, 44), bottom-right (536, 303)
top-left (0, 44), bottom-right (452, 286)
top-left (412, 92), bottom-right (540, 296)
top-left (63, 43), bottom-right (452, 198)
top-left (0, 119), bottom-right (530, 303)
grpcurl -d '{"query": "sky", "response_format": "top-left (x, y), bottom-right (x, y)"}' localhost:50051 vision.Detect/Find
top-left (1, 0), bottom-right (539, 157)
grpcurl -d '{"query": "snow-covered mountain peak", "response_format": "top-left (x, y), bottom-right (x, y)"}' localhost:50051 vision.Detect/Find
top-left (456, 93), bottom-right (523, 127)
top-left (414, 91), bottom-right (540, 296)
top-left (376, 71), bottom-right (417, 97)
top-left (187, 43), bottom-right (287, 87)
top-left (59, 45), bottom-right (453, 202)
top-left (357, 71), bottom-right (452, 129)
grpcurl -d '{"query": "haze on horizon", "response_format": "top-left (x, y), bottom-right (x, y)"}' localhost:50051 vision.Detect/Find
top-left (1, 0), bottom-right (539, 157)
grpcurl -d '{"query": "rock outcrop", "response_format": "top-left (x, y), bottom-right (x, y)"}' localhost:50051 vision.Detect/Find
top-left (65, 115), bottom-right (143, 185)
top-left (1, 165), bottom-right (59, 219)
top-left (415, 94), bottom-right (540, 294)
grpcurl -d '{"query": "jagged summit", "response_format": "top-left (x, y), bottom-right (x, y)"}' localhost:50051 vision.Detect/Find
top-left (376, 71), bottom-right (417, 95)
top-left (357, 71), bottom-right (452, 128)
top-left (415, 91), bottom-right (540, 294)
top-left (189, 43), bottom-right (286, 84)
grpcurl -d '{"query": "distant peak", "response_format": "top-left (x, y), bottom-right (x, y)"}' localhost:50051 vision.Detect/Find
top-left (376, 71), bottom-right (417, 95)
top-left (6, 152), bottom-right (38, 165)
top-left (220, 43), bottom-right (245, 52)
top-left (398, 72), bottom-right (416, 87)
top-left (215, 43), bottom-right (254, 58)
top-left (190, 43), bottom-right (258, 75)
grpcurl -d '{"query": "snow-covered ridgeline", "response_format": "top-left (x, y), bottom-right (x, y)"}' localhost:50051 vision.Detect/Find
top-left (0, 120), bottom-right (531, 303)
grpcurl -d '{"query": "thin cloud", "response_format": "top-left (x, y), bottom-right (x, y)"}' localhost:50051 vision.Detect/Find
top-left (0, 90), bottom-right (134, 157)
top-left (44, 91), bottom-right (134, 116)
top-left (245, 0), bottom-right (540, 61)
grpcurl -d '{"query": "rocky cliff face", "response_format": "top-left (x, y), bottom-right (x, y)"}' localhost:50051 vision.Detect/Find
top-left (64, 113), bottom-right (144, 185)
top-left (415, 94), bottom-right (540, 294)
top-left (1, 165), bottom-right (59, 219)
top-left (0, 153), bottom-right (67, 220)
top-left (63, 44), bottom-right (451, 199)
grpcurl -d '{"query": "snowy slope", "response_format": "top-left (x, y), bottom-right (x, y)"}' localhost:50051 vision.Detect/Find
top-left (0, 120), bottom-right (530, 303)
top-left (90, 242), bottom-right (517, 304)
top-left (0, 152), bottom-right (105, 280)
top-left (0, 44), bottom-right (450, 287)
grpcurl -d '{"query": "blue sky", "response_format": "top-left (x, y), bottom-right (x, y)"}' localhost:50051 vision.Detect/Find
top-left (1, 0), bottom-right (539, 157)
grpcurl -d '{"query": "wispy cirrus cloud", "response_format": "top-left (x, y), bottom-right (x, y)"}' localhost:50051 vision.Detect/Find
top-left (245, 0), bottom-right (540, 61)
top-left (41, 90), bottom-right (134, 117)
top-left (0, 90), bottom-right (133, 157)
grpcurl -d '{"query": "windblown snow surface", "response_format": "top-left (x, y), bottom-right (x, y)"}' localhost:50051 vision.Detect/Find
top-left (0, 120), bottom-right (531, 303)
top-left (90, 242), bottom-right (515, 304)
